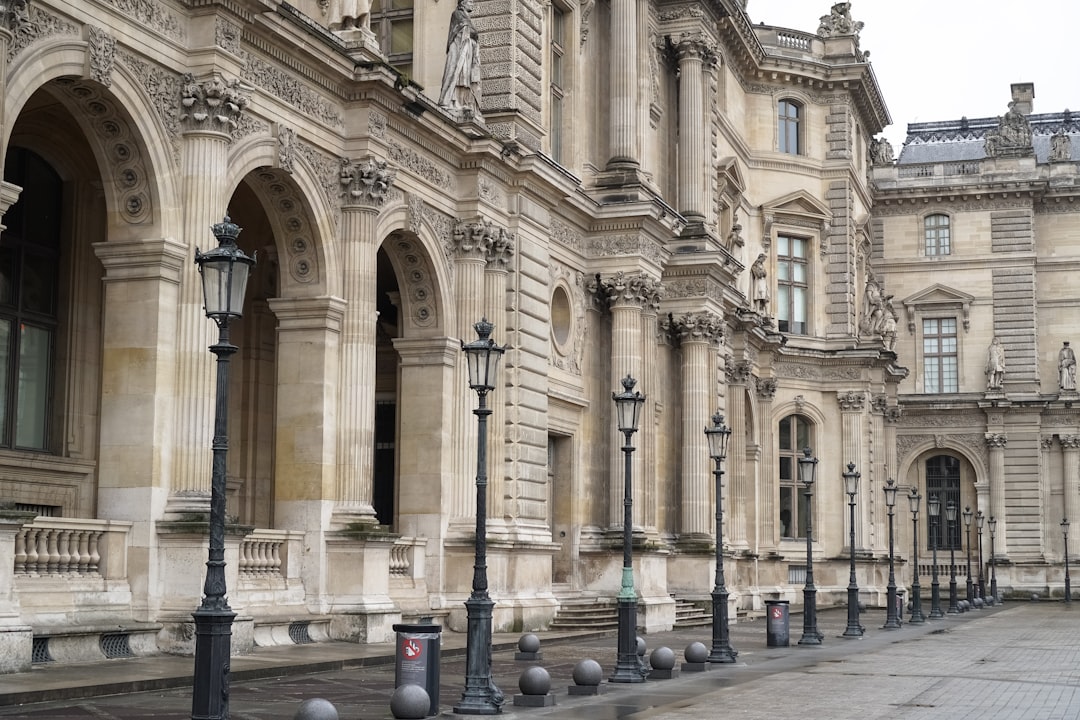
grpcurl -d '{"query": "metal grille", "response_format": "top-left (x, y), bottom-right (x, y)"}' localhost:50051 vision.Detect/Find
top-left (100, 633), bottom-right (134, 658)
top-left (288, 622), bottom-right (313, 645)
top-left (31, 637), bottom-right (53, 664)
top-left (788, 565), bottom-right (807, 584)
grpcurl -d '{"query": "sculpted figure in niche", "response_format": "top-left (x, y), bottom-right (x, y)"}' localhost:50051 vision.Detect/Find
top-left (1049, 128), bottom-right (1073, 162)
top-left (1060, 341), bottom-right (1077, 391)
top-left (870, 136), bottom-right (894, 166)
top-left (328, 0), bottom-right (371, 32)
top-left (439, 0), bottom-right (483, 118)
top-left (750, 253), bottom-right (769, 314)
top-left (985, 337), bottom-right (1005, 391)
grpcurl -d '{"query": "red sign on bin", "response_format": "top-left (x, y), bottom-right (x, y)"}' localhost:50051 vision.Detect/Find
top-left (402, 638), bottom-right (422, 660)
top-left (771, 606), bottom-right (783, 619)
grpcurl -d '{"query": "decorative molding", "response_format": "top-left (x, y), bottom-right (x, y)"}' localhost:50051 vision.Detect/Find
top-left (215, 17), bottom-right (242, 55)
top-left (548, 262), bottom-right (587, 376)
top-left (756, 378), bottom-right (777, 401)
top-left (663, 277), bottom-right (725, 303)
top-left (240, 52), bottom-right (344, 129)
top-left (384, 232), bottom-right (438, 329)
top-left (585, 234), bottom-right (666, 266)
top-left (387, 141), bottom-right (453, 189)
top-left (984, 433), bottom-right (1008, 448)
top-left (9, 4), bottom-right (79, 63)
top-left (276, 125), bottom-right (296, 174)
top-left (588, 271), bottom-right (663, 311)
top-left (369, 110), bottom-right (387, 139)
top-left (339, 156), bottom-right (396, 208)
top-left (293, 140), bottom-right (340, 226)
top-left (247, 169), bottom-right (321, 287)
top-left (98, 0), bottom-right (185, 41)
top-left (87, 26), bottom-right (115, 87)
top-left (896, 432), bottom-right (987, 468)
top-left (837, 390), bottom-right (866, 412)
top-left (1060, 435), bottom-right (1080, 450)
top-left (667, 311), bottom-right (724, 346)
top-left (899, 412), bottom-right (983, 428)
top-left (550, 219), bottom-right (584, 251)
top-left (116, 50), bottom-right (182, 163)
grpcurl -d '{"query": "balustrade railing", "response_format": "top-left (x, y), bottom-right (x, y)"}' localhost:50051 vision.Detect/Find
top-left (15, 518), bottom-right (129, 579)
top-left (240, 530), bottom-right (288, 578)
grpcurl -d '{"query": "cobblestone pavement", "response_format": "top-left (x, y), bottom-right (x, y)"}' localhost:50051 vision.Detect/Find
top-left (0, 602), bottom-right (1077, 719)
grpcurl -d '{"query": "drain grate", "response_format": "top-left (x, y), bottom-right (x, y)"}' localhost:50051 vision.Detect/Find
top-left (31, 637), bottom-right (53, 664)
top-left (288, 621), bottom-right (314, 645)
top-left (100, 633), bottom-right (134, 658)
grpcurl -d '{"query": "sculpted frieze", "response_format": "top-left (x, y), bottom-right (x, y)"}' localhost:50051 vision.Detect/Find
top-left (896, 432), bottom-right (987, 467)
top-left (664, 277), bottom-right (724, 303)
top-left (369, 111), bottom-right (388, 139)
top-left (775, 363), bottom-right (819, 380)
top-left (294, 140), bottom-right (340, 226)
top-left (387, 141), bottom-right (453, 189)
top-left (9, 4), bottom-right (78, 62)
top-left (215, 17), bottom-right (242, 55)
top-left (900, 413), bottom-right (983, 428)
top-left (116, 50), bottom-right (181, 163)
top-left (585, 234), bottom-right (666, 265)
top-left (87, 26), bottom-right (115, 87)
top-left (99, 0), bottom-right (184, 41)
top-left (550, 219), bottom-right (583, 250)
top-left (241, 52), bottom-right (344, 130)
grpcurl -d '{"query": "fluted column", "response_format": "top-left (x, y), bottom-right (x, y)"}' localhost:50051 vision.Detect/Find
top-left (673, 312), bottom-right (723, 537)
top-left (484, 229), bottom-right (514, 526)
top-left (754, 372), bottom-right (777, 547)
top-left (1062, 436), bottom-right (1080, 559)
top-left (675, 39), bottom-right (713, 223)
top-left (336, 158), bottom-right (396, 525)
top-left (168, 75), bottom-right (249, 515)
top-left (725, 360), bottom-right (750, 551)
top-left (607, 0), bottom-right (638, 169)
top-left (639, 285), bottom-right (662, 532)
top-left (986, 433), bottom-right (1009, 558)
top-left (838, 391), bottom-right (867, 549)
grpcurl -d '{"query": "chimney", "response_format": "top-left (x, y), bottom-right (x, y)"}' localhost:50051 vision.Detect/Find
top-left (1011, 83), bottom-right (1035, 115)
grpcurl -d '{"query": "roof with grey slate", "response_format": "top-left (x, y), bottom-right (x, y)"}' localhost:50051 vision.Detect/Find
top-left (897, 111), bottom-right (1080, 164)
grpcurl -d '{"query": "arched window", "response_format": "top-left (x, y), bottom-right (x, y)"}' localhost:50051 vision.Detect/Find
top-left (925, 455), bottom-right (961, 550)
top-left (924, 214), bottom-right (951, 256)
top-left (779, 414), bottom-right (813, 539)
top-left (778, 100), bottom-right (801, 155)
top-left (0, 147), bottom-right (61, 451)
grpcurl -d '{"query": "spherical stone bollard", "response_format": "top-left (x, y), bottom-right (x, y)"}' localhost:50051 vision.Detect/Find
top-left (1031, 593), bottom-right (1041, 602)
top-left (519, 666), bottom-right (551, 695)
top-left (390, 684), bottom-right (431, 720)
top-left (974, 597), bottom-right (984, 609)
top-left (636, 636), bottom-right (647, 657)
top-left (684, 641), bottom-right (708, 664)
top-left (649, 646), bottom-right (676, 671)
top-left (572, 658), bottom-right (603, 687)
top-left (518, 633), bottom-right (541, 654)
top-left (294, 698), bottom-right (339, 720)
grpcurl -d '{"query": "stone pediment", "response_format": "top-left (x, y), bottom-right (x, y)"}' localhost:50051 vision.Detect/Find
top-left (760, 190), bottom-right (831, 221)
top-left (717, 156), bottom-right (747, 196)
top-left (901, 284), bottom-right (974, 333)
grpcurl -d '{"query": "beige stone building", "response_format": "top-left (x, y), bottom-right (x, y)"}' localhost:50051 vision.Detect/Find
top-left (0, 0), bottom-right (928, 672)
top-left (872, 82), bottom-right (1080, 602)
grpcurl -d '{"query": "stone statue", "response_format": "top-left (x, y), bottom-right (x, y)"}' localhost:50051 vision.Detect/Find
top-left (985, 337), bottom-right (1005, 391)
top-left (727, 213), bottom-right (744, 249)
top-left (860, 268), bottom-right (886, 335)
top-left (1060, 341), bottom-right (1077, 391)
top-left (750, 253), bottom-right (769, 314)
top-left (984, 101), bottom-right (1033, 157)
top-left (882, 297), bottom-right (898, 351)
top-left (1049, 128), bottom-right (1073, 163)
top-left (870, 136), bottom-right (894, 166)
top-left (328, 0), bottom-right (371, 32)
top-left (438, 0), bottom-right (483, 118)
top-left (817, 2), bottom-right (863, 38)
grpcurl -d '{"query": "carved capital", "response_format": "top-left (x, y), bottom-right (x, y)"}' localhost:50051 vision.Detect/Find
top-left (837, 390), bottom-right (866, 412)
top-left (487, 226), bottom-right (515, 268)
top-left (670, 311), bottom-right (724, 345)
top-left (726, 360), bottom-right (752, 385)
top-left (589, 271), bottom-right (663, 311)
top-left (757, 377), bottom-right (777, 401)
top-left (1061, 435), bottom-right (1080, 450)
top-left (675, 35), bottom-right (717, 65)
top-left (450, 217), bottom-right (514, 266)
top-left (179, 73), bottom-right (249, 134)
top-left (985, 433), bottom-right (1008, 449)
top-left (871, 393), bottom-right (888, 414)
top-left (340, 156), bottom-right (396, 208)
top-left (885, 405), bottom-right (903, 424)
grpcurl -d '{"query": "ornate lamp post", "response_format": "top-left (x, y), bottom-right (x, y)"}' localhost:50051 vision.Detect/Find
top-left (191, 215), bottom-right (255, 720)
top-left (705, 413), bottom-right (737, 663)
top-left (988, 515), bottom-right (999, 605)
top-left (798, 448), bottom-right (822, 646)
top-left (908, 488), bottom-right (924, 624)
top-left (1062, 518), bottom-right (1071, 604)
top-left (455, 318), bottom-right (506, 714)
top-left (927, 494), bottom-right (944, 619)
top-left (976, 511), bottom-right (986, 602)
top-left (963, 506), bottom-right (974, 605)
top-left (610, 375), bottom-right (645, 683)
top-left (842, 463), bottom-right (863, 638)
top-left (883, 479), bottom-right (901, 629)
top-left (946, 500), bottom-right (960, 614)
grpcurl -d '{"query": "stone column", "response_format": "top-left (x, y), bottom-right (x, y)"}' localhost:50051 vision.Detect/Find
top-left (754, 374), bottom-right (777, 547)
top-left (673, 312), bottom-right (723, 538)
top-left (986, 433), bottom-right (1009, 559)
top-left (168, 75), bottom-right (249, 515)
top-left (639, 283), bottom-right (663, 532)
top-left (725, 361), bottom-right (750, 551)
top-left (335, 158), bottom-right (397, 526)
top-left (674, 38), bottom-right (713, 224)
top-left (1061, 435), bottom-right (1080, 559)
top-left (838, 391), bottom-right (867, 549)
top-left (607, 0), bottom-right (638, 169)
top-left (483, 228), bottom-right (514, 527)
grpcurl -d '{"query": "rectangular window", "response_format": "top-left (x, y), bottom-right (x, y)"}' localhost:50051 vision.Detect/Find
top-left (550, 6), bottom-right (566, 163)
top-left (371, 0), bottom-right (414, 78)
top-left (777, 235), bottom-right (809, 335)
top-left (779, 415), bottom-right (812, 539)
top-left (778, 100), bottom-right (800, 155)
top-left (925, 457), bottom-right (962, 550)
top-left (923, 318), bottom-right (958, 393)
top-left (925, 214), bottom-right (951, 256)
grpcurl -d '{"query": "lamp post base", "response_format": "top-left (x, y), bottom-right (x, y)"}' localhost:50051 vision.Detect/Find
top-left (454, 595), bottom-right (503, 715)
top-left (610, 597), bottom-right (644, 683)
top-left (707, 589), bottom-right (737, 663)
top-left (191, 606), bottom-right (236, 720)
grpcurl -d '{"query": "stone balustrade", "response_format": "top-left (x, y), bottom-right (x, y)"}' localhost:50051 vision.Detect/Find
top-left (14, 518), bottom-right (130, 579)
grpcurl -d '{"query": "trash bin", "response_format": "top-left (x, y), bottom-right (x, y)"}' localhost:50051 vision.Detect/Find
top-left (393, 622), bottom-right (442, 716)
top-left (765, 600), bottom-right (790, 647)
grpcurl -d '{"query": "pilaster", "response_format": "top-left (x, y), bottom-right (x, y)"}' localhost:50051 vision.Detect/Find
top-left (986, 433), bottom-right (1009, 559)
top-left (483, 230), bottom-right (514, 531)
top-left (1061, 436), bottom-right (1080, 559)
top-left (838, 390), bottom-right (867, 549)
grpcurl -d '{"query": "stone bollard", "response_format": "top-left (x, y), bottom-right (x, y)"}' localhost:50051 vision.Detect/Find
top-left (390, 684), bottom-right (431, 719)
top-left (294, 698), bottom-right (339, 720)
top-left (568, 658), bottom-right (606, 696)
top-left (681, 641), bottom-right (710, 672)
top-left (636, 636), bottom-right (650, 677)
top-left (514, 666), bottom-right (555, 707)
top-left (648, 646), bottom-right (678, 680)
top-left (515, 633), bottom-right (542, 661)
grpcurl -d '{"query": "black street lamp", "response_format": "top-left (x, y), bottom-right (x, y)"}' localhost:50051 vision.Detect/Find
top-left (610, 375), bottom-right (645, 683)
top-left (798, 448), bottom-right (822, 646)
top-left (842, 463), bottom-right (863, 638)
top-left (963, 506), bottom-right (974, 605)
top-left (883, 479), bottom-right (901, 629)
top-left (976, 510), bottom-right (985, 602)
top-left (908, 488), bottom-right (924, 624)
top-left (1061, 518), bottom-right (1071, 604)
top-left (455, 318), bottom-right (506, 715)
top-left (946, 500), bottom-right (960, 614)
top-left (191, 215), bottom-right (255, 720)
top-left (928, 494), bottom-right (943, 619)
top-left (988, 515), bottom-right (999, 605)
top-left (705, 413), bottom-right (737, 663)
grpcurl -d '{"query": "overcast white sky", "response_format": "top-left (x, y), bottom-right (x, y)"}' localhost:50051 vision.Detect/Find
top-left (750, 1), bottom-right (1079, 151)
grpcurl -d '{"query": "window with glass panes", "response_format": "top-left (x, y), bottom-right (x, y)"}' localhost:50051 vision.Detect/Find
top-left (549, 5), bottom-right (565, 163)
top-left (779, 414), bottom-right (812, 539)
top-left (922, 318), bottom-right (958, 393)
top-left (924, 214), bottom-right (951, 256)
top-left (776, 235), bottom-right (808, 334)
top-left (778, 100), bottom-right (801, 154)
top-left (370, 0), bottom-right (414, 78)
top-left (925, 455), bottom-right (961, 550)
top-left (0, 147), bottom-right (60, 451)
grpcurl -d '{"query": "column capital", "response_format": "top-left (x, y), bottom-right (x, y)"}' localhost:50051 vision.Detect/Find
top-left (339, 156), bottom-right (396, 209)
top-left (756, 377), bottom-right (777, 401)
top-left (726, 359), bottom-right (752, 385)
top-left (1061, 435), bottom-right (1080, 450)
top-left (588, 271), bottom-right (663, 311)
top-left (674, 34), bottom-right (717, 65)
top-left (837, 390), bottom-right (867, 412)
top-left (666, 310), bottom-right (724, 345)
top-left (179, 73), bottom-right (249, 135)
top-left (450, 217), bottom-right (514, 266)
top-left (985, 432), bottom-right (1008, 449)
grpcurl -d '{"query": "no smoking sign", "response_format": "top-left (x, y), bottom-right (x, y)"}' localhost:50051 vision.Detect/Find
top-left (771, 606), bottom-right (783, 619)
top-left (402, 638), bottom-right (423, 660)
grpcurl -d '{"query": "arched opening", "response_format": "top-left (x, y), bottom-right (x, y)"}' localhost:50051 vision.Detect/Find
top-left (374, 246), bottom-right (399, 528)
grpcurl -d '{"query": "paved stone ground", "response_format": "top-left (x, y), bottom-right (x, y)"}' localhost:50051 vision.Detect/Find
top-left (0, 602), bottom-right (1077, 719)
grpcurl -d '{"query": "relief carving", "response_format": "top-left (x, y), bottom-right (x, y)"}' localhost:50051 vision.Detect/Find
top-left (837, 390), bottom-right (866, 412)
top-left (180, 73), bottom-right (249, 134)
top-left (339, 156), bottom-right (396, 207)
top-left (87, 26), bottom-right (116, 87)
